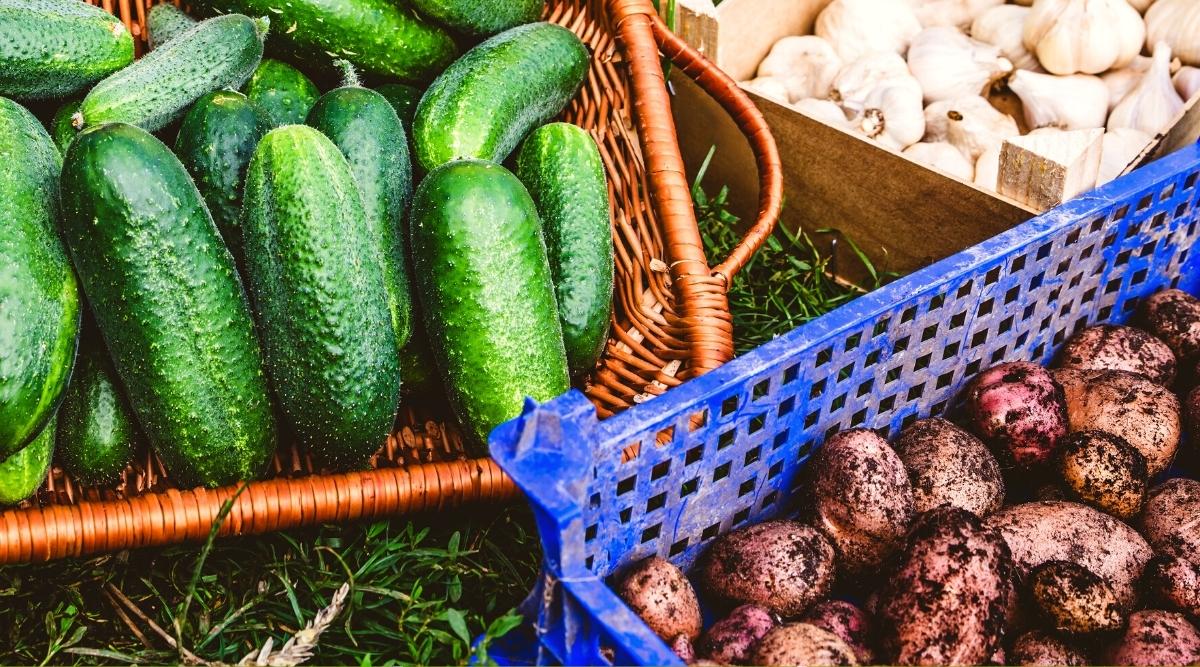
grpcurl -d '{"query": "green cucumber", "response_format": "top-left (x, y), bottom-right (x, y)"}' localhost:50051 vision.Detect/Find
top-left (192, 0), bottom-right (457, 83)
top-left (243, 59), bottom-right (319, 127)
top-left (412, 22), bottom-right (588, 172)
top-left (241, 125), bottom-right (400, 467)
top-left (412, 0), bottom-right (543, 36)
top-left (0, 416), bottom-right (54, 506)
top-left (175, 90), bottom-right (270, 257)
top-left (375, 83), bottom-right (422, 132)
top-left (60, 122), bottom-right (277, 488)
top-left (147, 3), bottom-right (198, 50)
top-left (75, 14), bottom-right (268, 132)
top-left (0, 0), bottom-right (134, 100)
top-left (0, 97), bottom-right (81, 459)
top-left (56, 343), bottom-right (139, 486)
top-left (410, 159), bottom-right (568, 448)
top-left (308, 68), bottom-right (413, 350)
top-left (516, 122), bottom-right (612, 377)
top-left (49, 99), bottom-right (81, 153)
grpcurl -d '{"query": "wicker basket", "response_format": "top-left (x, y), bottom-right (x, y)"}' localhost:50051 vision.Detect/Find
top-left (0, 0), bottom-right (781, 564)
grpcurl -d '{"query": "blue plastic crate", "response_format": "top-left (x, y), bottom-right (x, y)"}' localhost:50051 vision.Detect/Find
top-left (485, 143), bottom-right (1200, 667)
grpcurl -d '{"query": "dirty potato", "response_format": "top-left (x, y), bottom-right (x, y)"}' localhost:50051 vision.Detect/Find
top-left (1140, 288), bottom-right (1200, 362)
top-left (967, 362), bottom-right (1069, 468)
top-left (894, 418), bottom-right (1005, 517)
top-left (1103, 610), bottom-right (1200, 666)
top-left (1139, 477), bottom-right (1200, 565)
top-left (800, 600), bottom-right (875, 665)
top-left (696, 604), bottom-right (776, 665)
top-left (1009, 631), bottom-right (1090, 666)
top-left (613, 556), bottom-right (702, 642)
top-left (1028, 560), bottom-right (1125, 635)
top-left (750, 623), bottom-right (859, 666)
top-left (1143, 555), bottom-right (1200, 620)
top-left (1056, 430), bottom-right (1148, 520)
top-left (1056, 324), bottom-right (1176, 385)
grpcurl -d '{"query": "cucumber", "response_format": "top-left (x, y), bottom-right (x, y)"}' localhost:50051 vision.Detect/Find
top-left (241, 125), bottom-right (400, 467)
top-left (147, 3), bottom-right (198, 50)
top-left (412, 22), bottom-right (588, 172)
top-left (50, 99), bottom-right (82, 154)
top-left (308, 68), bottom-right (413, 350)
top-left (56, 342), bottom-right (139, 486)
top-left (0, 97), bottom-right (81, 459)
top-left (375, 83), bottom-right (422, 132)
top-left (60, 122), bottom-right (277, 488)
top-left (175, 90), bottom-right (270, 257)
top-left (516, 122), bottom-right (612, 377)
top-left (243, 59), bottom-right (319, 127)
top-left (0, 0), bottom-right (134, 100)
top-left (410, 159), bottom-right (568, 448)
top-left (412, 0), bottom-right (543, 36)
top-left (0, 416), bottom-right (54, 506)
top-left (192, 0), bottom-right (457, 83)
top-left (75, 14), bottom-right (268, 132)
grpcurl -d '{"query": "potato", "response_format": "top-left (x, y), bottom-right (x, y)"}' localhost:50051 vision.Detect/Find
top-left (1028, 560), bottom-right (1125, 635)
top-left (1056, 430), bottom-right (1148, 520)
top-left (878, 507), bottom-right (1013, 666)
top-left (1139, 478), bottom-right (1200, 565)
top-left (894, 418), bottom-right (1005, 517)
top-left (698, 520), bottom-right (836, 618)
top-left (1009, 631), bottom-right (1089, 666)
top-left (1140, 288), bottom-right (1200, 362)
top-left (800, 600), bottom-right (874, 665)
top-left (670, 634), bottom-right (695, 663)
top-left (613, 556), bottom-right (702, 642)
top-left (1051, 368), bottom-right (1181, 477)
top-left (1056, 324), bottom-right (1176, 386)
top-left (806, 429), bottom-right (914, 575)
top-left (983, 501), bottom-right (1152, 607)
top-left (1143, 555), bottom-right (1200, 619)
top-left (967, 362), bottom-right (1068, 468)
top-left (750, 623), bottom-right (859, 666)
top-left (1103, 610), bottom-right (1200, 666)
top-left (697, 604), bottom-right (776, 665)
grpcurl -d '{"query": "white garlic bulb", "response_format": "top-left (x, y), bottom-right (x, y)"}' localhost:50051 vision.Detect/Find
top-left (1145, 0), bottom-right (1200, 67)
top-left (793, 98), bottom-right (854, 129)
top-left (757, 36), bottom-right (844, 102)
top-left (1098, 128), bottom-right (1153, 184)
top-left (923, 99), bottom-right (956, 142)
top-left (815, 0), bottom-right (923, 63)
top-left (906, 0), bottom-right (1004, 29)
top-left (1108, 42), bottom-right (1184, 135)
top-left (907, 27), bottom-right (1013, 103)
top-left (832, 51), bottom-right (912, 113)
top-left (970, 4), bottom-right (1040, 71)
top-left (903, 141), bottom-right (976, 180)
top-left (1174, 66), bottom-right (1200, 101)
top-left (1102, 55), bottom-right (1154, 112)
top-left (974, 143), bottom-right (1002, 190)
top-left (1009, 69), bottom-right (1109, 130)
top-left (1022, 0), bottom-right (1146, 75)
top-left (858, 77), bottom-right (926, 150)
top-left (945, 97), bottom-right (1021, 161)
top-left (742, 77), bottom-right (791, 105)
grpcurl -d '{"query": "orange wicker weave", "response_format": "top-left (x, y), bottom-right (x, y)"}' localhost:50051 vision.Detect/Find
top-left (0, 0), bottom-right (781, 564)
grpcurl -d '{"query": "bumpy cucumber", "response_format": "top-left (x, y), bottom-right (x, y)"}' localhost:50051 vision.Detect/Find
top-left (308, 71), bottom-right (413, 350)
top-left (0, 0), bottom-right (134, 100)
top-left (0, 98), bottom-right (81, 459)
top-left (410, 159), bottom-right (568, 448)
top-left (147, 3), bottom-right (198, 50)
top-left (412, 22), bottom-right (588, 171)
top-left (175, 90), bottom-right (270, 256)
top-left (60, 123), bottom-right (277, 488)
top-left (244, 59), bottom-right (320, 127)
top-left (241, 125), bottom-right (400, 467)
top-left (192, 0), bottom-right (457, 83)
top-left (49, 99), bottom-right (82, 154)
top-left (375, 83), bottom-right (422, 131)
top-left (0, 416), bottom-right (54, 506)
top-left (412, 0), bottom-right (543, 36)
top-left (56, 342), bottom-right (139, 486)
top-left (516, 122), bottom-right (612, 377)
top-left (75, 14), bottom-right (267, 132)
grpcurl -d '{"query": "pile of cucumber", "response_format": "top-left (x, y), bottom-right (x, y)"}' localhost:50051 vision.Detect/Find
top-left (0, 0), bottom-right (613, 500)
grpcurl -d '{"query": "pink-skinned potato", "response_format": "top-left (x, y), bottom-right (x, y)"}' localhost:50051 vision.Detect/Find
top-left (670, 634), bottom-right (695, 663)
top-left (1143, 555), bottom-right (1200, 619)
top-left (1009, 631), bottom-right (1090, 666)
top-left (1138, 478), bottom-right (1200, 565)
top-left (967, 362), bottom-right (1068, 468)
top-left (1055, 324), bottom-right (1176, 385)
top-left (613, 556), bottom-right (702, 642)
top-left (750, 623), bottom-right (859, 666)
top-left (1103, 610), bottom-right (1200, 666)
top-left (800, 600), bottom-right (875, 665)
top-left (1140, 288), bottom-right (1200, 362)
top-left (983, 501), bottom-right (1152, 608)
top-left (878, 506), bottom-right (1014, 666)
top-left (696, 604), bottom-right (776, 665)
top-left (893, 418), bottom-right (1005, 517)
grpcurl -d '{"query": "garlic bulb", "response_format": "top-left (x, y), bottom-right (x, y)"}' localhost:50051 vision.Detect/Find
top-left (923, 99), bottom-right (957, 142)
top-left (1145, 0), bottom-right (1200, 67)
top-left (970, 4), bottom-right (1040, 71)
top-left (1102, 56), bottom-right (1153, 112)
top-left (1009, 69), bottom-right (1108, 130)
top-left (923, 97), bottom-right (1020, 160)
top-left (757, 36), bottom-right (843, 102)
top-left (1098, 128), bottom-right (1153, 184)
top-left (903, 141), bottom-right (976, 180)
top-left (1174, 66), bottom-right (1200, 101)
top-left (907, 27), bottom-right (1013, 103)
top-left (793, 98), bottom-right (853, 129)
top-left (1022, 0), bottom-right (1146, 75)
top-left (858, 77), bottom-right (926, 150)
top-left (906, 0), bottom-right (1004, 29)
top-left (974, 143), bottom-right (1001, 190)
top-left (742, 77), bottom-right (791, 105)
top-left (815, 0), bottom-right (923, 63)
top-left (832, 51), bottom-right (912, 113)
top-left (1108, 42), bottom-right (1184, 135)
